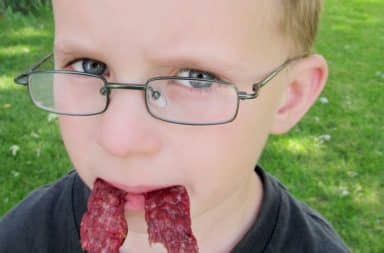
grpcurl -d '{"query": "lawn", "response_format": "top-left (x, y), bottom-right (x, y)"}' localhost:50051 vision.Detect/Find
top-left (0, 1), bottom-right (383, 252)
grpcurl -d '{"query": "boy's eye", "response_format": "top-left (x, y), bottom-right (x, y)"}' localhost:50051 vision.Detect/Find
top-left (176, 69), bottom-right (219, 88)
top-left (66, 59), bottom-right (219, 87)
top-left (70, 58), bottom-right (108, 76)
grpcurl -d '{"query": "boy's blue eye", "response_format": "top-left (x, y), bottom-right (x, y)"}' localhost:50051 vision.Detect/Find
top-left (176, 69), bottom-right (219, 88)
top-left (177, 69), bottom-right (217, 80)
top-left (71, 59), bottom-right (107, 76)
top-left (67, 59), bottom-right (219, 86)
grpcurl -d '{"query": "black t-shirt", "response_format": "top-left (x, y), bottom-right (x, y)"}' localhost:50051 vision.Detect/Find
top-left (0, 166), bottom-right (350, 253)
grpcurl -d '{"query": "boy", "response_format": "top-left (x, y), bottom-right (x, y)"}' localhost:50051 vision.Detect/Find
top-left (0, 0), bottom-right (350, 252)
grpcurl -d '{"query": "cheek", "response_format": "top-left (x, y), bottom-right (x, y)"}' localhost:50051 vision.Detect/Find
top-left (181, 114), bottom-right (267, 199)
top-left (59, 116), bottom-right (99, 186)
top-left (182, 99), bottom-right (276, 207)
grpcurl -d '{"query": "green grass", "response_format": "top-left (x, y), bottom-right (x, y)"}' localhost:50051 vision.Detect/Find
top-left (1, 1), bottom-right (383, 252)
top-left (0, 0), bottom-right (50, 15)
top-left (0, 8), bottom-right (72, 212)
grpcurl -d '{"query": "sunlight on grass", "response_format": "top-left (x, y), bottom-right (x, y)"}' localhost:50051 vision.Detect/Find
top-left (358, 0), bottom-right (383, 2)
top-left (354, 187), bottom-right (380, 205)
top-left (0, 45), bottom-right (35, 57)
top-left (327, 182), bottom-right (380, 206)
top-left (0, 75), bottom-right (25, 91)
top-left (0, 77), bottom-right (14, 89)
top-left (11, 26), bottom-right (49, 35)
top-left (284, 139), bottom-right (311, 155)
top-left (3, 25), bottom-right (51, 43)
top-left (275, 136), bottom-right (323, 156)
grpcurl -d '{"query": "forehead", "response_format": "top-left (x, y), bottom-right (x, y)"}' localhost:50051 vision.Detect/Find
top-left (53, 0), bottom-right (284, 74)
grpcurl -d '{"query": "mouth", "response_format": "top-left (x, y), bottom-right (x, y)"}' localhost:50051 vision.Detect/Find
top-left (103, 179), bottom-right (173, 211)
top-left (105, 180), bottom-right (169, 194)
top-left (85, 178), bottom-right (198, 252)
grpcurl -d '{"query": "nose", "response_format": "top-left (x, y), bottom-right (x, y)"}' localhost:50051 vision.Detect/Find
top-left (97, 87), bottom-right (162, 158)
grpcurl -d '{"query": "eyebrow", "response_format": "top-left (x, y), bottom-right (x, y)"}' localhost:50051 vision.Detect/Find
top-left (54, 40), bottom-right (102, 60)
top-left (145, 48), bottom-right (243, 80)
top-left (54, 40), bottom-right (244, 81)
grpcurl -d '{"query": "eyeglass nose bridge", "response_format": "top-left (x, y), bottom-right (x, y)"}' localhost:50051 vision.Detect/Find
top-left (104, 82), bottom-right (147, 91)
top-left (101, 82), bottom-right (147, 95)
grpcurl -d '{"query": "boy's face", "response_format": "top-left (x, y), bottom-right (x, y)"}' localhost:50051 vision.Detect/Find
top-left (54, 0), bottom-right (291, 229)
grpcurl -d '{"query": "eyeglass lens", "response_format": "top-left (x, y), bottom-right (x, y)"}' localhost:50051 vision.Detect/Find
top-left (28, 72), bottom-right (239, 124)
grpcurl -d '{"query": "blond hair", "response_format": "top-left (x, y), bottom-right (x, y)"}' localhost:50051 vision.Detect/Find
top-left (280, 0), bottom-right (324, 55)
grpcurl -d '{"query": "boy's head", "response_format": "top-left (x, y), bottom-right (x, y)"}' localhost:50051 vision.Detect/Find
top-left (280, 0), bottom-right (323, 55)
top-left (52, 0), bottom-right (327, 235)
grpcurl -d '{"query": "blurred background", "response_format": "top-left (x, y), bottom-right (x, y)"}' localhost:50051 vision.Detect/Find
top-left (0, 1), bottom-right (383, 252)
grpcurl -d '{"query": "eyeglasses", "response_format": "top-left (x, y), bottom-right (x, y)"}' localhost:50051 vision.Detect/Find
top-left (14, 53), bottom-right (302, 126)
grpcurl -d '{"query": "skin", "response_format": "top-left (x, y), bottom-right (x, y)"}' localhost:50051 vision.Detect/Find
top-left (52, 0), bottom-right (328, 252)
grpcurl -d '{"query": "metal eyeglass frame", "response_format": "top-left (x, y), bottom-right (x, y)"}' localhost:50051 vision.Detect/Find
top-left (14, 53), bottom-right (305, 126)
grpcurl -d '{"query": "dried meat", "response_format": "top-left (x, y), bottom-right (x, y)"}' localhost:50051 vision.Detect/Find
top-left (80, 178), bottom-right (128, 253)
top-left (80, 179), bottom-right (198, 253)
top-left (145, 186), bottom-right (199, 253)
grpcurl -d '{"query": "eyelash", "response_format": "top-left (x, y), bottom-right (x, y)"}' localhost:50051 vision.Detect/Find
top-left (65, 58), bottom-right (109, 76)
top-left (64, 58), bottom-right (223, 81)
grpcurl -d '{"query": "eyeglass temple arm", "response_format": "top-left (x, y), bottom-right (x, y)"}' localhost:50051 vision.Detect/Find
top-left (14, 53), bottom-right (54, 85)
top-left (239, 55), bottom-right (306, 100)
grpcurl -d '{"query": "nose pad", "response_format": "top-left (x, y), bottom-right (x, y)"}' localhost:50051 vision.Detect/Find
top-left (147, 86), bottom-right (167, 108)
top-left (99, 86), bottom-right (109, 96)
top-left (97, 89), bottom-right (162, 157)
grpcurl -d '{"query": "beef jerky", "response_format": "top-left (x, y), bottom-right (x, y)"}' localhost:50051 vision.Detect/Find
top-left (80, 178), bottom-right (128, 253)
top-left (145, 186), bottom-right (199, 253)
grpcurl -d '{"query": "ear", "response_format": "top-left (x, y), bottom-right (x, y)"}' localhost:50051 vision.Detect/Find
top-left (271, 54), bottom-right (328, 134)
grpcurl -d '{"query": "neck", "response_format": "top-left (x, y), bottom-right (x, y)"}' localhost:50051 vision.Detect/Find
top-left (120, 171), bottom-right (263, 253)
top-left (193, 170), bottom-right (263, 252)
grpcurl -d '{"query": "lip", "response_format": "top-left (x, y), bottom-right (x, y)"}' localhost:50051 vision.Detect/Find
top-left (101, 179), bottom-right (174, 211)
top-left (103, 179), bottom-right (169, 194)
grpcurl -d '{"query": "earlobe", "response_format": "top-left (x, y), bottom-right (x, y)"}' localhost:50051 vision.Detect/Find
top-left (271, 54), bottom-right (328, 134)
